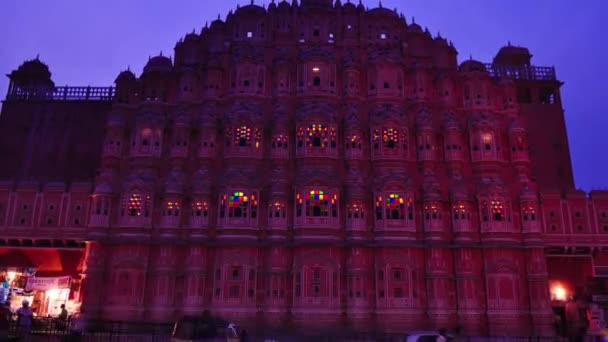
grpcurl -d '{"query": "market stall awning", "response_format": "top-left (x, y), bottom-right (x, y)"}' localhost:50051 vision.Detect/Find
top-left (0, 248), bottom-right (85, 278)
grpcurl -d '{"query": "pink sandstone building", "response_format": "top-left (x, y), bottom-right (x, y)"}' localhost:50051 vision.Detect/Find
top-left (0, 0), bottom-right (605, 336)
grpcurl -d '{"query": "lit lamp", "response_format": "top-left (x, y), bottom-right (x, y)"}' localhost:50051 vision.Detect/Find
top-left (312, 67), bottom-right (320, 73)
top-left (551, 283), bottom-right (568, 301)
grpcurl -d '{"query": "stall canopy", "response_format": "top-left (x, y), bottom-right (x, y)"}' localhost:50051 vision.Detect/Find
top-left (0, 248), bottom-right (85, 278)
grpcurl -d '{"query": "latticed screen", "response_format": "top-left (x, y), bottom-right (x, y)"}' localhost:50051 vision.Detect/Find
top-left (235, 126), bottom-right (251, 147)
top-left (127, 194), bottom-right (142, 216)
top-left (307, 124), bottom-right (328, 147)
top-left (383, 128), bottom-right (398, 148)
top-left (491, 199), bottom-right (504, 221)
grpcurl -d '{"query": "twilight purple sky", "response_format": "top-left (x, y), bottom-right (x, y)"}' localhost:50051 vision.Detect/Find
top-left (0, 0), bottom-right (605, 191)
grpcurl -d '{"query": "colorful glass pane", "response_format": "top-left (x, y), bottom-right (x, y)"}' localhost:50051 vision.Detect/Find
top-left (230, 192), bottom-right (248, 208)
top-left (385, 193), bottom-right (405, 209)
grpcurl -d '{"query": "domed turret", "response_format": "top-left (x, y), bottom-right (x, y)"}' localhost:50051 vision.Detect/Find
top-left (115, 69), bottom-right (136, 84)
top-left (493, 43), bottom-right (532, 66)
top-left (459, 59), bottom-right (487, 73)
top-left (143, 54), bottom-right (173, 74)
top-left (7, 57), bottom-right (55, 94)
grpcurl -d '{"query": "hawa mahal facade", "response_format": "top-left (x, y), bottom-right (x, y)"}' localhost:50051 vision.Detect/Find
top-left (1, 0), bottom-right (606, 336)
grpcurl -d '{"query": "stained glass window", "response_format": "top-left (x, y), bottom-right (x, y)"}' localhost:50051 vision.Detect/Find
top-left (385, 194), bottom-right (405, 220)
top-left (306, 190), bottom-right (329, 217)
top-left (228, 192), bottom-right (248, 218)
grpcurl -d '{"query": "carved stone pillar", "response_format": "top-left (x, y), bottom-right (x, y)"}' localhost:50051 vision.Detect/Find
top-left (527, 249), bottom-right (555, 336)
top-left (80, 241), bottom-right (106, 319)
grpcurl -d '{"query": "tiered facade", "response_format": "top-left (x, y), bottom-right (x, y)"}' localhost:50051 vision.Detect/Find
top-left (1, 0), bottom-right (606, 336)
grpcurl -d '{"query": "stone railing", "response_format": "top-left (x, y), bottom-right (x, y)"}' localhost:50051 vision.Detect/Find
top-left (6, 85), bottom-right (115, 101)
top-left (484, 64), bottom-right (557, 81)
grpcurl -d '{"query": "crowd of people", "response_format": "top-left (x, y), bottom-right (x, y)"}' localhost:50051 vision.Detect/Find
top-left (0, 299), bottom-right (85, 341)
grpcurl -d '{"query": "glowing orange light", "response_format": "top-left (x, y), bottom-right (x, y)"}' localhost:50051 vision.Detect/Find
top-left (551, 283), bottom-right (568, 301)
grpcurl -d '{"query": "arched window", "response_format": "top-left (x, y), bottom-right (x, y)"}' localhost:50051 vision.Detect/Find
top-left (381, 194), bottom-right (405, 220)
top-left (347, 201), bottom-right (366, 230)
top-left (162, 200), bottom-right (180, 217)
top-left (94, 197), bottom-right (109, 216)
top-left (347, 202), bottom-right (365, 220)
top-left (269, 201), bottom-right (286, 219)
top-left (297, 124), bottom-right (337, 156)
top-left (225, 125), bottom-right (261, 148)
top-left (219, 191), bottom-right (258, 224)
top-left (126, 194), bottom-right (143, 217)
top-left (307, 124), bottom-right (329, 148)
top-left (490, 199), bottom-right (504, 221)
top-left (235, 126), bottom-right (251, 147)
top-left (295, 189), bottom-right (339, 226)
top-left (271, 134), bottom-right (289, 157)
top-left (452, 202), bottom-right (470, 221)
top-left (192, 200), bottom-right (209, 217)
top-left (306, 190), bottom-right (330, 217)
top-left (522, 203), bottom-right (536, 221)
top-left (372, 127), bottom-right (408, 157)
top-left (375, 192), bottom-right (415, 230)
top-left (424, 202), bottom-right (442, 221)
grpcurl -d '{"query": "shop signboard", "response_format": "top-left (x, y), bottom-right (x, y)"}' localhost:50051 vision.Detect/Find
top-left (25, 276), bottom-right (70, 291)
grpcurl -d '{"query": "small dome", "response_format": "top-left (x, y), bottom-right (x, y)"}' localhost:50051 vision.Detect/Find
top-left (115, 69), bottom-right (136, 84)
top-left (342, 1), bottom-right (356, 11)
top-left (368, 7), bottom-right (399, 20)
top-left (408, 22), bottom-right (422, 32)
top-left (235, 3), bottom-right (266, 16)
top-left (278, 0), bottom-right (291, 10)
top-left (459, 59), bottom-right (487, 73)
top-left (14, 58), bottom-right (51, 79)
top-left (143, 55), bottom-right (173, 73)
top-left (209, 18), bottom-right (225, 30)
top-left (184, 32), bottom-right (198, 42)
